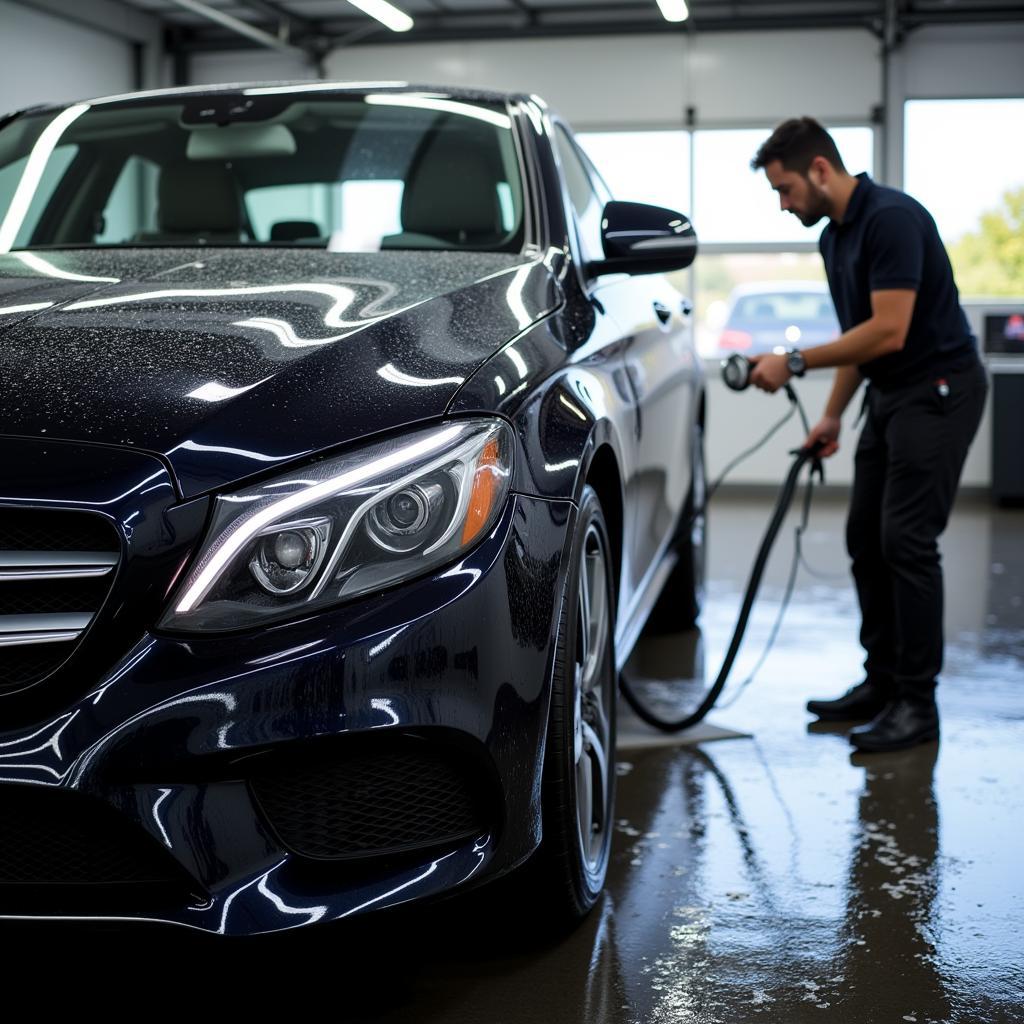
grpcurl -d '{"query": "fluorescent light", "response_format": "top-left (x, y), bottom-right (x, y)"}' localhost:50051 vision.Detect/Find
top-left (347, 0), bottom-right (413, 32)
top-left (656, 0), bottom-right (689, 22)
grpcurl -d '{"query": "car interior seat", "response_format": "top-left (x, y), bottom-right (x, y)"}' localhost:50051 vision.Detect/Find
top-left (136, 161), bottom-right (244, 243)
top-left (381, 132), bottom-right (503, 250)
top-left (270, 220), bottom-right (322, 243)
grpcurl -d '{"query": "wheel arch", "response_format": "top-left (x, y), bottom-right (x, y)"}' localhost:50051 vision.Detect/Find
top-left (581, 443), bottom-right (624, 618)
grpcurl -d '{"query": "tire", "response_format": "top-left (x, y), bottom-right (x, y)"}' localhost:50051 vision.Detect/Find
top-left (648, 413), bottom-right (706, 632)
top-left (533, 484), bottom-right (617, 926)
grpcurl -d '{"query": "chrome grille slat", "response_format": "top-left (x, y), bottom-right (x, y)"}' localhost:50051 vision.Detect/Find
top-left (0, 550), bottom-right (118, 581)
top-left (0, 508), bottom-right (121, 692)
top-left (0, 613), bottom-right (93, 647)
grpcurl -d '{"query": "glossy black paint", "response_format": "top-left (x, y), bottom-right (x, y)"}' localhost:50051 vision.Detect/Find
top-left (0, 84), bottom-right (703, 934)
top-left (592, 200), bottom-right (698, 277)
top-left (0, 249), bottom-right (558, 497)
top-left (0, 494), bottom-right (572, 932)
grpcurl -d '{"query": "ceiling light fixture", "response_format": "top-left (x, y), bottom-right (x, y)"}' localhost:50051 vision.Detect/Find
top-left (347, 0), bottom-right (414, 32)
top-left (656, 0), bottom-right (689, 23)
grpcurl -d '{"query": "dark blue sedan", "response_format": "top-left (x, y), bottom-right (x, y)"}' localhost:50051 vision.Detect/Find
top-left (0, 83), bottom-right (703, 935)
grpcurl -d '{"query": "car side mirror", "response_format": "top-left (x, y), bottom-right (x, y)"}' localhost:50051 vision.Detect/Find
top-left (588, 201), bottom-right (698, 278)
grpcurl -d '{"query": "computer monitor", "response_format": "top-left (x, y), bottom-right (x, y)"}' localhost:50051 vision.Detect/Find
top-left (984, 312), bottom-right (1024, 355)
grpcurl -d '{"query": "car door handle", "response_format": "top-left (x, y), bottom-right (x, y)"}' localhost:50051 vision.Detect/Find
top-left (653, 301), bottom-right (672, 325)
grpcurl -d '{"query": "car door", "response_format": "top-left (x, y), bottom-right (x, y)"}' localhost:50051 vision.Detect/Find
top-left (552, 125), bottom-right (696, 614)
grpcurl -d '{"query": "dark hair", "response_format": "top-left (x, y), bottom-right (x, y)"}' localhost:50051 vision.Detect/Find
top-left (750, 117), bottom-right (846, 174)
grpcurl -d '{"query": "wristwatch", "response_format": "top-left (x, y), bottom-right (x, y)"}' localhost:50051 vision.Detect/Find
top-left (786, 348), bottom-right (807, 377)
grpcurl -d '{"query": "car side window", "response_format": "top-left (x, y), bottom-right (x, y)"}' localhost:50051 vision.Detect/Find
top-left (554, 125), bottom-right (608, 264)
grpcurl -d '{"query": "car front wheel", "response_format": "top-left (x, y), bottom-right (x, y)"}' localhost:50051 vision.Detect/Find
top-left (534, 484), bottom-right (617, 925)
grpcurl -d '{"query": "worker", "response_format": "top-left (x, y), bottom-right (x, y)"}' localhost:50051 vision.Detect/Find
top-left (747, 117), bottom-right (987, 753)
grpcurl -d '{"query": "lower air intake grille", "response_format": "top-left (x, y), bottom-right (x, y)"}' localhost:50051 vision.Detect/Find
top-left (251, 739), bottom-right (491, 860)
top-left (0, 507), bottom-right (121, 694)
top-left (0, 784), bottom-right (189, 886)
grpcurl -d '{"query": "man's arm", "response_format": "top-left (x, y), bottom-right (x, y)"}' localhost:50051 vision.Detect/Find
top-left (804, 289), bottom-right (917, 368)
top-left (805, 365), bottom-right (864, 457)
top-left (749, 288), bottom-right (917, 392)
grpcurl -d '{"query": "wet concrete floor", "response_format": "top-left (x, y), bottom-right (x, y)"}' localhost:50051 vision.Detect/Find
top-left (5, 494), bottom-right (1023, 1021)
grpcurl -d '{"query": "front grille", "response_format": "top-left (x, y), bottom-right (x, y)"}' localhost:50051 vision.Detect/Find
top-left (0, 575), bottom-right (111, 616)
top-left (251, 739), bottom-right (491, 860)
top-left (0, 784), bottom-right (189, 886)
top-left (0, 507), bottom-right (120, 695)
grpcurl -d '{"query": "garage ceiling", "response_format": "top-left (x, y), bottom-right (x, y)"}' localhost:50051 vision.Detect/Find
top-left (109, 0), bottom-right (1024, 53)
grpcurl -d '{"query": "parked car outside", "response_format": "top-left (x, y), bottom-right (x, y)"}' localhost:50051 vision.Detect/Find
top-left (0, 83), bottom-right (703, 936)
top-left (715, 280), bottom-right (839, 357)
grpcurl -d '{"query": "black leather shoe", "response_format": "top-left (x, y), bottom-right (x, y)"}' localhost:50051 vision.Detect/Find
top-left (806, 680), bottom-right (888, 722)
top-left (848, 698), bottom-right (939, 753)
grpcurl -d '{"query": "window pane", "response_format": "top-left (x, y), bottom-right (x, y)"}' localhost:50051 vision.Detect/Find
top-left (693, 127), bottom-right (873, 243)
top-left (244, 182), bottom-right (332, 243)
top-left (0, 96), bottom-right (524, 253)
top-left (2, 144), bottom-right (79, 248)
top-left (554, 126), bottom-right (605, 262)
top-left (97, 156), bottom-right (159, 243)
top-left (905, 99), bottom-right (1024, 298)
top-left (333, 180), bottom-right (403, 251)
top-left (576, 130), bottom-right (691, 213)
top-left (694, 251), bottom-right (835, 358)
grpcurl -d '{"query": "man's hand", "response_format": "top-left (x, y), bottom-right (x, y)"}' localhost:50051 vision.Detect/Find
top-left (749, 353), bottom-right (792, 393)
top-left (805, 415), bottom-right (841, 458)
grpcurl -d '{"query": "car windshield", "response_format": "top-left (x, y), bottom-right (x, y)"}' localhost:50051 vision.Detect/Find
top-left (732, 292), bottom-right (836, 324)
top-left (0, 90), bottom-right (525, 254)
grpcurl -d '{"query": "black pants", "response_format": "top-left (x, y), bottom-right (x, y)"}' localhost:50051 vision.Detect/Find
top-left (846, 359), bottom-right (988, 701)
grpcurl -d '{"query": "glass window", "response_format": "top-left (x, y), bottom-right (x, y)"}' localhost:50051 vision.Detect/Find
top-left (244, 181), bottom-right (332, 243)
top-left (0, 94), bottom-right (525, 253)
top-left (554, 125), bottom-right (607, 262)
top-left (905, 99), bottom-right (1024, 298)
top-left (577, 130), bottom-right (690, 213)
top-left (693, 127), bottom-right (874, 243)
top-left (0, 144), bottom-right (78, 249)
top-left (97, 155), bottom-right (159, 243)
top-left (693, 251), bottom-right (835, 359)
top-left (331, 180), bottom-right (404, 251)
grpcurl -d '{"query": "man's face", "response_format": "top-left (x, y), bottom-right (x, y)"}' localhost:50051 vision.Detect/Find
top-left (764, 159), bottom-right (830, 227)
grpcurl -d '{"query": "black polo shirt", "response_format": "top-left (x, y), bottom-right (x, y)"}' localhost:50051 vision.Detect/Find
top-left (819, 172), bottom-right (978, 390)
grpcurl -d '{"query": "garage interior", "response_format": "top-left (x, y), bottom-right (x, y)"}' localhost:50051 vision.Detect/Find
top-left (0, 1), bottom-right (1021, 1020)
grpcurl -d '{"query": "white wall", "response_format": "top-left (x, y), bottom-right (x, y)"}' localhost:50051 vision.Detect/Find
top-left (0, 0), bottom-right (136, 110)
top-left (188, 49), bottom-right (317, 88)
top-left (319, 30), bottom-right (880, 128)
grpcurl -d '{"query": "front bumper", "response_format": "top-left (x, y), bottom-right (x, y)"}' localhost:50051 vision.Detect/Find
top-left (0, 493), bottom-right (575, 936)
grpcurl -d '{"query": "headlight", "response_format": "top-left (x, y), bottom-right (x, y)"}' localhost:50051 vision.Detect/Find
top-left (159, 419), bottom-right (513, 632)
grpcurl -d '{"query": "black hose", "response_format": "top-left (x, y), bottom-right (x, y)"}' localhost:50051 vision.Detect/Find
top-left (619, 441), bottom-right (824, 733)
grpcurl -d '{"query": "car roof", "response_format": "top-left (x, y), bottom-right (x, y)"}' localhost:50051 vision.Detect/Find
top-left (19, 81), bottom-right (536, 117)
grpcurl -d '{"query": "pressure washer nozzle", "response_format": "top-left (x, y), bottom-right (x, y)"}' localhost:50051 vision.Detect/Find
top-left (721, 354), bottom-right (752, 391)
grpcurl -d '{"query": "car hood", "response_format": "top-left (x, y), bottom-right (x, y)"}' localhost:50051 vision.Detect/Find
top-left (0, 248), bottom-right (558, 496)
